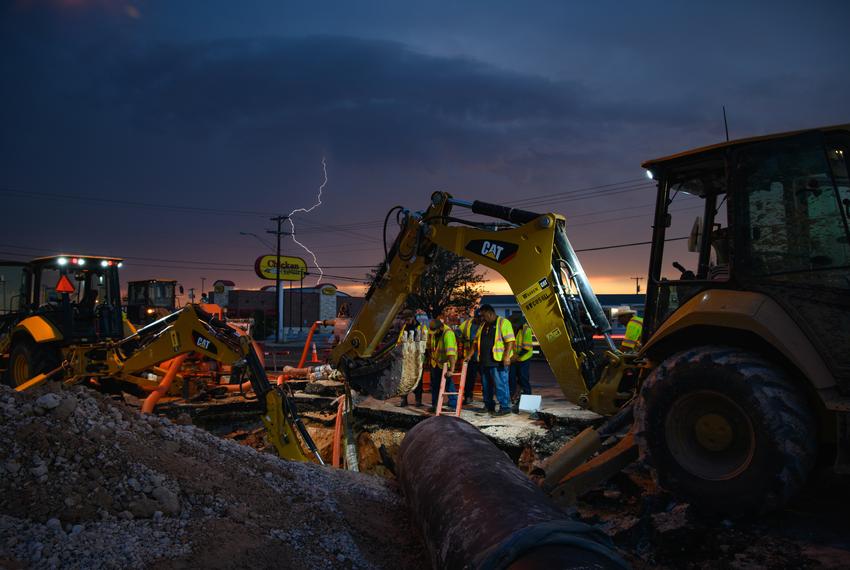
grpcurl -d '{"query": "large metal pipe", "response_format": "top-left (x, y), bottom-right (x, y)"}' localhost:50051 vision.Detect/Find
top-left (398, 416), bottom-right (627, 569)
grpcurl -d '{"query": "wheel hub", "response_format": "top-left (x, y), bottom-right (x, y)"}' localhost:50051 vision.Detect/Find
top-left (694, 413), bottom-right (734, 451)
top-left (665, 390), bottom-right (755, 481)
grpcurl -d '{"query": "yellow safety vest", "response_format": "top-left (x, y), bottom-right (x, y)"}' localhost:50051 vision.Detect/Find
top-left (475, 317), bottom-right (515, 362)
top-left (515, 324), bottom-right (534, 362)
top-left (621, 316), bottom-right (644, 350)
top-left (458, 319), bottom-right (477, 352)
top-left (429, 324), bottom-right (458, 367)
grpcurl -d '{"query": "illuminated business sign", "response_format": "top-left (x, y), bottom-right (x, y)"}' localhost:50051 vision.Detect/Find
top-left (254, 255), bottom-right (308, 281)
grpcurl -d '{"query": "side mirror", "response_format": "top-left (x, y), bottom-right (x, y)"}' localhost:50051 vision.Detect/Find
top-left (687, 217), bottom-right (702, 253)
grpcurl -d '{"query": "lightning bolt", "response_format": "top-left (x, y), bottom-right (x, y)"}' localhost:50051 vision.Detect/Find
top-left (287, 157), bottom-right (328, 285)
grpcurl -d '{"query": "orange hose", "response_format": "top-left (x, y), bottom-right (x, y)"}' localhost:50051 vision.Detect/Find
top-left (297, 321), bottom-right (323, 368)
top-left (142, 353), bottom-right (190, 414)
top-left (332, 397), bottom-right (345, 468)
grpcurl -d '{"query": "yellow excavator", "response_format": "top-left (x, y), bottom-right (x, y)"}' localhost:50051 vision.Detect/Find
top-left (332, 123), bottom-right (850, 515)
top-left (0, 254), bottom-right (321, 463)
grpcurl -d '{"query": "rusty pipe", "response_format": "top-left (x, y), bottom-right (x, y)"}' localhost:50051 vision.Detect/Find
top-left (398, 416), bottom-right (627, 569)
top-left (142, 353), bottom-right (190, 414)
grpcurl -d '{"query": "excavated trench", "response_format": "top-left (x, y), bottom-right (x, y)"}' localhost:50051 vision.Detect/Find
top-left (163, 390), bottom-right (850, 569)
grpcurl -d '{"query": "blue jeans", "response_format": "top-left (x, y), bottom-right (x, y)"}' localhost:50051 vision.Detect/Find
top-left (431, 366), bottom-right (457, 408)
top-left (463, 360), bottom-right (479, 400)
top-left (481, 365), bottom-right (511, 411)
top-left (509, 360), bottom-right (532, 400)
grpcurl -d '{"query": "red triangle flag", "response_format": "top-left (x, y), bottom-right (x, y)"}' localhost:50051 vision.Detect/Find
top-left (55, 275), bottom-right (76, 294)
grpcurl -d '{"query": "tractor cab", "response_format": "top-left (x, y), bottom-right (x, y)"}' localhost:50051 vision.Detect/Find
top-left (126, 279), bottom-right (180, 326)
top-left (0, 255), bottom-right (124, 345)
top-left (643, 124), bottom-right (850, 388)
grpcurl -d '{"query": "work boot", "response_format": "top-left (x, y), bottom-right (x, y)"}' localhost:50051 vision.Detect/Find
top-left (414, 398), bottom-right (424, 408)
top-left (494, 408), bottom-right (510, 416)
top-left (463, 397), bottom-right (473, 406)
top-left (511, 404), bottom-right (519, 414)
top-left (398, 396), bottom-right (409, 408)
top-left (427, 406), bottom-right (437, 413)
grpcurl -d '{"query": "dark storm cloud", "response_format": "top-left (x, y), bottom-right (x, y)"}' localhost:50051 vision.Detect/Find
top-left (103, 36), bottom-right (592, 163)
top-left (4, 31), bottom-right (711, 175)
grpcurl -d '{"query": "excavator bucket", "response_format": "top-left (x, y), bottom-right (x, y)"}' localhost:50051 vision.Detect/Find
top-left (343, 331), bottom-right (427, 400)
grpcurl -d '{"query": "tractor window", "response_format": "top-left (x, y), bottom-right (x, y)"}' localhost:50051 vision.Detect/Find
top-left (739, 137), bottom-right (850, 289)
top-left (128, 284), bottom-right (148, 304)
top-left (150, 283), bottom-right (175, 308)
top-left (0, 264), bottom-right (27, 314)
top-left (37, 269), bottom-right (109, 307)
top-left (653, 165), bottom-right (730, 323)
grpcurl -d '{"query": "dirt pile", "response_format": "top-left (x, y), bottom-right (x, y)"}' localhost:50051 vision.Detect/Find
top-left (0, 384), bottom-right (428, 569)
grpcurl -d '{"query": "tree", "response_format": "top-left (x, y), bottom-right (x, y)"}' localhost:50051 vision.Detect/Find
top-left (367, 250), bottom-right (485, 318)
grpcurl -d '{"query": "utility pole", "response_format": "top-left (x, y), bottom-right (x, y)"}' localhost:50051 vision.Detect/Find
top-left (267, 215), bottom-right (290, 343)
top-left (200, 277), bottom-right (206, 297)
top-left (631, 277), bottom-right (643, 294)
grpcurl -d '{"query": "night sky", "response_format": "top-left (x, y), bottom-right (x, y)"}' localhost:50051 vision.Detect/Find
top-left (2, 0), bottom-right (848, 297)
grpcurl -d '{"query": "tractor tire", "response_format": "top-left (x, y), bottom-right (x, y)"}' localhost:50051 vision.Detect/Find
top-left (5, 338), bottom-right (60, 388)
top-left (635, 346), bottom-right (817, 515)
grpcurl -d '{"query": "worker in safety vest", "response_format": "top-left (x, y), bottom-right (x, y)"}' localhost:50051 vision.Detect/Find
top-left (509, 315), bottom-right (534, 413)
top-left (617, 309), bottom-right (644, 352)
top-left (474, 304), bottom-right (515, 416)
top-left (427, 317), bottom-right (458, 412)
top-left (458, 310), bottom-right (482, 405)
top-left (397, 309), bottom-right (429, 408)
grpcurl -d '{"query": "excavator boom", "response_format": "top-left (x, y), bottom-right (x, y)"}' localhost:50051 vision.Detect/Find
top-left (332, 192), bottom-right (630, 415)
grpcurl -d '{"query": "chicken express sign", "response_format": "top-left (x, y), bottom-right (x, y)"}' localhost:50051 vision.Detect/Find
top-left (254, 255), bottom-right (308, 281)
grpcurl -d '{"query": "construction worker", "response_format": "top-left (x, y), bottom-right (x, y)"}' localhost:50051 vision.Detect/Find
top-left (397, 309), bottom-right (429, 407)
top-left (427, 316), bottom-right (458, 413)
top-left (474, 304), bottom-right (515, 416)
top-left (458, 310), bottom-right (482, 405)
top-left (509, 315), bottom-right (534, 413)
top-left (618, 309), bottom-right (644, 352)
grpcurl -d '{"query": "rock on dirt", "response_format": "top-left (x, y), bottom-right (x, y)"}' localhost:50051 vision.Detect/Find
top-left (0, 384), bottom-right (428, 569)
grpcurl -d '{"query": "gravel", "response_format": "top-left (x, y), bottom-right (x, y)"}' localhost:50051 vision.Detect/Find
top-left (0, 384), bottom-right (427, 569)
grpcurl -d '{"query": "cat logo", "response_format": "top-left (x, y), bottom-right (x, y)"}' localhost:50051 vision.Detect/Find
top-left (192, 331), bottom-right (217, 354)
top-left (464, 239), bottom-right (519, 265)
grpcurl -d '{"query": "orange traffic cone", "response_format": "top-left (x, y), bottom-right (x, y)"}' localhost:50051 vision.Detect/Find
top-left (310, 342), bottom-right (320, 363)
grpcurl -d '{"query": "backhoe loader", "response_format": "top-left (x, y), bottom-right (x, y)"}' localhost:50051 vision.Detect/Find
top-left (332, 123), bottom-right (850, 515)
top-left (0, 255), bottom-right (321, 463)
top-left (126, 278), bottom-right (181, 326)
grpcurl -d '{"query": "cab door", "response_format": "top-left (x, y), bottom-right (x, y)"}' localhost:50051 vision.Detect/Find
top-left (0, 261), bottom-right (31, 340)
top-left (735, 131), bottom-right (850, 389)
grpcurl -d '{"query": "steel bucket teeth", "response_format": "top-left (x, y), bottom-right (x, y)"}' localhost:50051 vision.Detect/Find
top-left (345, 330), bottom-right (427, 399)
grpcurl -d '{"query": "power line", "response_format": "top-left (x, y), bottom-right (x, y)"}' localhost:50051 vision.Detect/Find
top-left (576, 236), bottom-right (687, 252)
